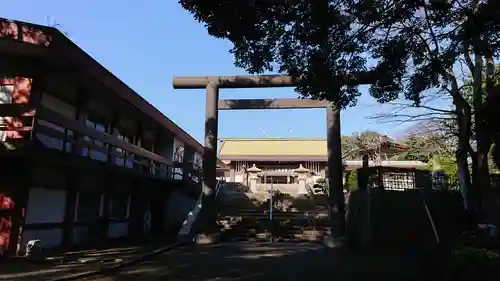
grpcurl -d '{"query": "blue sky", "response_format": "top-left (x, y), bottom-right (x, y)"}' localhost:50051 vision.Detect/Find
top-left (3, 1), bottom-right (419, 143)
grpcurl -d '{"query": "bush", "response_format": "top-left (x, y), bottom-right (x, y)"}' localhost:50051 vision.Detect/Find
top-left (443, 235), bottom-right (500, 281)
top-left (346, 170), bottom-right (357, 191)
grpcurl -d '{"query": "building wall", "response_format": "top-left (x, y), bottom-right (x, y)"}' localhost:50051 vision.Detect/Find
top-left (18, 167), bottom-right (163, 251)
top-left (234, 174), bottom-right (244, 183)
top-left (1, 73), bottom-right (201, 177)
top-left (22, 188), bottom-right (66, 248)
top-left (0, 25), bottom-right (205, 254)
top-left (227, 161), bottom-right (326, 182)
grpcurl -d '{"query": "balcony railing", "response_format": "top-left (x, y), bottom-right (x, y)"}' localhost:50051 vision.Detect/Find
top-left (0, 104), bottom-right (201, 183)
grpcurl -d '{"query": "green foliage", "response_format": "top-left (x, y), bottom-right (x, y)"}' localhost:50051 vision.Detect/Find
top-left (447, 234), bottom-right (500, 281)
top-left (180, 0), bottom-right (500, 108)
top-left (315, 177), bottom-right (326, 184)
top-left (448, 246), bottom-right (500, 281)
top-left (428, 153), bottom-right (459, 186)
top-left (397, 129), bottom-right (453, 163)
top-left (492, 142), bottom-right (500, 171)
top-left (346, 170), bottom-right (358, 191)
top-left (404, 136), bottom-right (431, 162)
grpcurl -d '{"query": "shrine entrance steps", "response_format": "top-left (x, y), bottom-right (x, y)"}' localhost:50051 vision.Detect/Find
top-left (216, 188), bottom-right (331, 243)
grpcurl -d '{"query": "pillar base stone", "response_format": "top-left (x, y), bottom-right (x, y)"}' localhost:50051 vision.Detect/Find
top-left (323, 236), bottom-right (345, 248)
top-left (195, 233), bottom-right (219, 245)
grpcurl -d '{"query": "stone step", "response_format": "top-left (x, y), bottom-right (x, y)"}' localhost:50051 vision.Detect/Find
top-left (219, 206), bottom-right (329, 212)
top-left (221, 192), bottom-right (319, 201)
top-left (219, 195), bottom-right (329, 204)
top-left (219, 212), bottom-right (329, 218)
top-left (219, 211), bottom-right (330, 217)
top-left (218, 223), bottom-right (331, 232)
top-left (218, 200), bottom-right (329, 207)
top-left (218, 222), bottom-right (331, 230)
top-left (219, 207), bottom-right (329, 212)
top-left (217, 219), bottom-right (331, 230)
top-left (220, 229), bottom-right (329, 243)
top-left (218, 207), bottom-right (329, 212)
top-left (221, 227), bottom-right (329, 234)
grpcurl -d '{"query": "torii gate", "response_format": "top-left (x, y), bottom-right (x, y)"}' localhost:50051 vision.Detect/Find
top-left (172, 74), bottom-right (375, 240)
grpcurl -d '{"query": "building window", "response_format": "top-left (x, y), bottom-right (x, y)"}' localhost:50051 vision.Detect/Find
top-left (0, 84), bottom-right (13, 104)
top-left (0, 84), bottom-right (13, 142)
top-left (173, 146), bottom-right (184, 180)
top-left (34, 93), bottom-right (78, 152)
top-left (75, 190), bottom-right (103, 222)
top-left (109, 194), bottom-right (130, 220)
top-left (304, 162), bottom-right (320, 174)
top-left (113, 127), bottom-right (134, 168)
top-left (82, 117), bottom-right (108, 162)
top-left (36, 119), bottom-right (73, 152)
top-left (173, 146), bottom-right (184, 162)
top-left (236, 161), bottom-right (248, 172)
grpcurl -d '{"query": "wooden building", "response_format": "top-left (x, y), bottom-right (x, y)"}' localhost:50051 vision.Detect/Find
top-left (0, 18), bottom-right (203, 256)
top-left (218, 138), bottom-right (427, 194)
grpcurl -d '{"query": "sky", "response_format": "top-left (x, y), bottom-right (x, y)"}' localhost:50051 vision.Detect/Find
top-left (3, 1), bottom-right (421, 143)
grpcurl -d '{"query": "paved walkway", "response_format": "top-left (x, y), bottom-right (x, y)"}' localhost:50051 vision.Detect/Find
top-left (86, 242), bottom-right (423, 281)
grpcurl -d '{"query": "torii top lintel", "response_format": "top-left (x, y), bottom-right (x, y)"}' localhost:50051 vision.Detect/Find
top-left (172, 72), bottom-right (376, 89)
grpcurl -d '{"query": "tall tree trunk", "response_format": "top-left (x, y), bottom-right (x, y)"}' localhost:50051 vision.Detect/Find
top-left (475, 54), bottom-right (496, 221)
top-left (472, 54), bottom-right (489, 218)
top-left (456, 105), bottom-right (474, 204)
top-left (448, 70), bottom-right (477, 228)
top-left (456, 105), bottom-right (477, 228)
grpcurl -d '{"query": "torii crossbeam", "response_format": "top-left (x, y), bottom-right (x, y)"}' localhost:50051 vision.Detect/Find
top-left (172, 73), bottom-right (375, 242)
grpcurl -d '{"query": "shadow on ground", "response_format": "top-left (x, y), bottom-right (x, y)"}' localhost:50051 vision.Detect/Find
top-left (90, 242), bottom-right (423, 281)
top-left (0, 239), bottom-right (173, 281)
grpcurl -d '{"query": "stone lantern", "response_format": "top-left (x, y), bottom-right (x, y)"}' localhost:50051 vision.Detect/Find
top-left (293, 164), bottom-right (310, 195)
top-left (247, 164), bottom-right (262, 193)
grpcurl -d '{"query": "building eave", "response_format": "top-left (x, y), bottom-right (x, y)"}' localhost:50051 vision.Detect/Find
top-left (0, 18), bottom-right (203, 154)
top-left (218, 155), bottom-right (328, 161)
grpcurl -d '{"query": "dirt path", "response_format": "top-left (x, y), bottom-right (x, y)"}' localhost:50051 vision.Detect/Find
top-left (87, 242), bottom-right (423, 281)
top-left (0, 241), bottom-right (178, 281)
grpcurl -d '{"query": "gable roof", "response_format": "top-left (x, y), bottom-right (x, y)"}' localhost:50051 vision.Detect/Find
top-left (218, 138), bottom-right (327, 161)
top-left (218, 137), bottom-right (408, 161)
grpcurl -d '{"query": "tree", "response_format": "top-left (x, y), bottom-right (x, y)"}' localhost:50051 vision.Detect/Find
top-left (375, 63), bottom-right (500, 220)
top-left (179, 0), bottom-right (500, 228)
top-left (341, 135), bottom-right (358, 158)
top-left (400, 121), bottom-right (456, 158)
top-left (404, 135), bottom-right (433, 162)
top-left (352, 131), bottom-right (383, 160)
top-left (341, 131), bottom-right (390, 161)
top-left (428, 153), bottom-right (460, 188)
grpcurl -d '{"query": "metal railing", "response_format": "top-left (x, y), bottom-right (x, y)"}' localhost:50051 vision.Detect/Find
top-left (177, 180), bottom-right (223, 237)
top-left (214, 179), bottom-right (224, 199)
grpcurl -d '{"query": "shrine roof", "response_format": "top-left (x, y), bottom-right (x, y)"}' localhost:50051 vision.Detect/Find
top-left (218, 137), bottom-right (408, 161)
top-left (218, 138), bottom-right (327, 160)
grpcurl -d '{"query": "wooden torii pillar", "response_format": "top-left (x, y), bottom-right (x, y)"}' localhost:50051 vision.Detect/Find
top-left (172, 74), bottom-right (373, 241)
